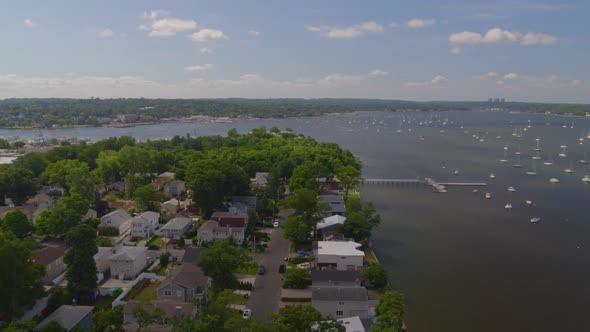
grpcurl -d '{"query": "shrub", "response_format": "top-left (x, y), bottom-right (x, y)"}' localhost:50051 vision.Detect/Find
top-left (237, 282), bottom-right (253, 290)
top-left (281, 297), bottom-right (312, 302)
top-left (98, 226), bottom-right (119, 236)
top-left (160, 252), bottom-right (171, 267)
top-left (97, 237), bottom-right (113, 247)
top-left (282, 268), bottom-right (311, 289)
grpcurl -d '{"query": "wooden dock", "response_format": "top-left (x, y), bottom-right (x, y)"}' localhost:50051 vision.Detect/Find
top-left (425, 178), bottom-right (487, 187)
top-left (363, 178), bottom-right (424, 185)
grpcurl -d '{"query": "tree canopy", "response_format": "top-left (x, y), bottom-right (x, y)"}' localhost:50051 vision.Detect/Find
top-left (64, 224), bottom-right (98, 304)
top-left (197, 239), bottom-right (252, 292)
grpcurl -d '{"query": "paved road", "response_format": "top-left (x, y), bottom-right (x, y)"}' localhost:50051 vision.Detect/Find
top-left (247, 227), bottom-right (290, 321)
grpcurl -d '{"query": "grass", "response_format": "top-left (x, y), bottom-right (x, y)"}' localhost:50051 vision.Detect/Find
top-left (150, 237), bottom-right (166, 247)
top-left (234, 262), bottom-right (258, 275)
top-left (363, 248), bottom-right (378, 264)
top-left (155, 265), bottom-right (169, 276)
top-left (134, 282), bottom-right (160, 302)
top-left (227, 293), bottom-right (248, 305)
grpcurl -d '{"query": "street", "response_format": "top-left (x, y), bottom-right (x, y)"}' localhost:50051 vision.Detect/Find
top-left (247, 226), bottom-right (290, 321)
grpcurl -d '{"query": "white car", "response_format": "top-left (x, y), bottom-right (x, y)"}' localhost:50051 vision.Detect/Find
top-left (273, 221), bottom-right (280, 228)
top-left (242, 309), bottom-right (252, 319)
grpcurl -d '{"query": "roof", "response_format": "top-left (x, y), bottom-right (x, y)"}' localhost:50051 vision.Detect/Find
top-left (311, 270), bottom-right (359, 283)
top-left (159, 263), bottom-right (208, 290)
top-left (162, 198), bottom-right (180, 206)
top-left (316, 241), bottom-right (364, 257)
top-left (312, 286), bottom-right (368, 302)
top-left (123, 300), bottom-right (194, 318)
top-left (26, 193), bottom-right (52, 206)
top-left (100, 209), bottom-right (132, 227)
top-left (109, 247), bottom-right (146, 261)
top-left (31, 245), bottom-right (65, 265)
top-left (182, 248), bottom-right (204, 263)
top-left (317, 215), bottom-right (347, 230)
top-left (198, 220), bottom-right (218, 233)
top-left (131, 211), bottom-right (160, 225)
top-left (160, 217), bottom-right (192, 231)
top-left (211, 211), bottom-right (247, 220)
top-left (34, 305), bottom-right (94, 331)
top-left (158, 171), bottom-right (175, 179)
top-left (319, 195), bottom-right (345, 204)
top-left (337, 316), bottom-right (366, 332)
top-left (232, 196), bottom-right (257, 207)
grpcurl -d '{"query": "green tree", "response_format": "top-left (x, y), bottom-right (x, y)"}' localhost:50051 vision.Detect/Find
top-left (42, 160), bottom-right (95, 201)
top-left (1, 320), bottom-right (37, 332)
top-left (364, 262), bottom-right (388, 291)
top-left (0, 232), bottom-right (45, 320)
top-left (1, 210), bottom-right (33, 238)
top-left (64, 224), bottom-right (98, 304)
top-left (316, 320), bottom-right (346, 332)
top-left (288, 162), bottom-right (326, 192)
top-left (282, 268), bottom-right (311, 289)
top-left (13, 151), bottom-right (49, 177)
top-left (132, 304), bottom-right (164, 332)
top-left (281, 216), bottom-right (309, 244)
top-left (0, 167), bottom-right (39, 205)
top-left (342, 202), bottom-right (381, 246)
top-left (285, 189), bottom-right (328, 229)
top-left (47, 287), bottom-right (72, 312)
top-left (91, 305), bottom-right (124, 332)
top-left (133, 184), bottom-right (163, 212)
top-left (197, 239), bottom-right (252, 292)
top-left (39, 321), bottom-right (67, 332)
top-left (372, 291), bottom-right (405, 332)
top-left (337, 165), bottom-right (361, 198)
top-left (35, 194), bottom-right (89, 235)
top-left (275, 305), bottom-right (322, 332)
top-left (94, 150), bottom-right (122, 186)
top-left (159, 252), bottom-right (171, 267)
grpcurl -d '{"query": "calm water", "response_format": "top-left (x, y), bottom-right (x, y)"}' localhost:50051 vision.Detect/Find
top-left (2, 111), bottom-right (590, 331)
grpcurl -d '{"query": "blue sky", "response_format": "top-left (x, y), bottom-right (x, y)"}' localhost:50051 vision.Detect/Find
top-left (1, 0), bottom-right (589, 102)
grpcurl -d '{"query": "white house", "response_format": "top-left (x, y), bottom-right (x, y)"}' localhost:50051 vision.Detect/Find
top-left (99, 209), bottom-right (132, 234)
top-left (159, 217), bottom-right (193, 240)
top-left (336, 316), bottom-right (366, 332)
top-left (130, 211), bottom-right (160, 238)
top-left (312, 286), bottom-right (369, 320)
top-left (109, 247), bottom-right (147, 280)
top-left (196, 220), bottom-right (245, 245)
top-left (315, 241), bottom-right (364, 271)
top-left (161, 198), bottom-right (181, 217)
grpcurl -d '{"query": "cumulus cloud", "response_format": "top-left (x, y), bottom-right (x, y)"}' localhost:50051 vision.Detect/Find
top-left (404, 75), bottom-right (448, 87)
top-left (471, 71), bottom-right (583, 89)
top-left (184, 64), bottom-right (213, 72)
top-left (306, 21), bottom-right (383, 39)
top-left (200, 47), bottom-right (212, 55)
top-left (406, 18), bottom-right (436, 29)
top-left (249, 30), bottom-right (260, 37)
top-left (449, 27), bottom-right (557, 45)
top-left (472, 72), bottom-right (498, 80)
top-left (97, 28), bottom-right (114, 38)
top-left (503, 73), bottom-right (519, 80)
top-left (23, 18), bottom-right (37, 28)
top-left (138, 10), bottom-right (197, 37)
top-left (190, 28), bottom-right (228, 42)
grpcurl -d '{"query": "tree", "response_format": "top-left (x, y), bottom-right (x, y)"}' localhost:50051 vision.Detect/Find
top-left (364, 263), bottom-right (388, 291)
top-left (337, 166), bottom-right (361, 198)
top-left (133, 184), bottom-right (163, 212)
top-left (282, 268), bottom-right (311, 289)
top-left (39, 321), bottom-right (67, 332)
top-left (197, 239), bottom-right (252, 292)
top-left (373, 291), bottom-right (405, 332)
top-left (35, 194), bottom-right (89, 235)
top-left (275, 305), bottom-right (322, 332)
top-left (1, 210), bottom-right (33, 238)
top-left (285, 189), bottom-right (328, 229)
top-left (1, 320), bottom-right (37, 332)
top-left (159, 252), bottom-right (171, 267)
top-left (288, 162), bottom-right (325, 192)
top-left (42, 160), bottom-right (95, 201)
top-left (47, 287), bottom-right (72, 312)
top-left (0, 232), bottom-right (45, 320)
top-left (316, 320), bottom-right (346, 332)
top-left (13, 151), bottom-right (49, 177)
top-left (91, 305), bottom-right (124, 332)
top-left (94, 150), bottom-right (122, 186)
top-left (0, 167), bottom-right (39, 205)
top-left (342, 201), bottom-right (381, 246)
top-left (282, 216), bottom-right (309, 244)
top-left (64, 224), bottom-right (98, 304)
top-left (132, 304), bottom-right (164, 332)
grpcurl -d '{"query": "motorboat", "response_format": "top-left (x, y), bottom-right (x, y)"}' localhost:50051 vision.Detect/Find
top-left (530, 217), bottom-right (541, 224)
top-left (579, 152), bottom-right (589, 165)
top-left (507, 187), bottom-right (516, 192)
top-left (473, 189), bottom-right (479, 193)
top-left (525, 200), bottom-right (534, 206)
top-left (549, 178), bottom-right (560, 183)
top-left (485, 193), bottom-right (491, 199)
top-left (505, 203), bottom-right (513, 210)
top-left (454, 170), bottom-right (460, 175)
top-left (559, 145), bottom-right (567, 157)
top-left (582, 175), bottom-right (590, 183)
top-left (489, 173), bottom-right (496, 179)
top-left (564, 161), bottom-right (574, 174)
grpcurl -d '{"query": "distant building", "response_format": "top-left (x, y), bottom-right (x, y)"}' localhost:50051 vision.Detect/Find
top-left (312, 286), bottom-right (369, 319)
top-left (317, 215), bottom-right (346, 238)
top-left (99, 209), bottom-right (132, 234)
top-left (157, 263), bottom-right (210, 302)
top-left (210, 211), bottom-right (249, 228)
top-left (109, 247), bottom-right (147, 280)
top-left (253, 172), bottom-right (270, 188)
top-left (196, 220), bottom-right (245, 245)
top-left (319, 195), bottom-right (346, 217)
top-left (311, 270), bottom-right (360, 287)
top-left (117, 114), bottom-right (139, 123)
top-left (130, 211), bottom-right (160, 238)
top-left (31, 244), bottom-right (66, 285)
top-left (231, 196), bottom-right (258, 213)
top-left (164, 180), bottom-right (186, 197)
top-left (159, 217), bottom-right (193, 240)
top-left (34, 305), bottom-right (94, 331)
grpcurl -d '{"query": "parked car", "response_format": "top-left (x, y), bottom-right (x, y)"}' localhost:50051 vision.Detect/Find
top-left (273, 221), bottom-right (279, 228)
top-left (147, 244), bottom-right (160, 251)
top-left (296, 250), bottom-right (308, 258)
top-left (258, 265), bottom-right (266, 275)
top-left (278, 264), bottom-right (286, 274)
top-left (242, 309), bottom-right (252, 319)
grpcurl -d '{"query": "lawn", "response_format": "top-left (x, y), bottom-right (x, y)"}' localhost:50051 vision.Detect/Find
top-left (227, 292), bottom-right (248, 305)
top-left (134, 282), bottom-right (160, 302)
top-left (234, 262), bottom-right (258, 275)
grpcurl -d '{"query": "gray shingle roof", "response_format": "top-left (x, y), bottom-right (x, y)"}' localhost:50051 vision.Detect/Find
top-left (312, 286), bottom-right (368, 302)
top-left (311, 270), bottom-right (359, 283)
top-left (34, 305), bottom-right (93, 331)
top-left (160, 217), bottom-right (192, 231)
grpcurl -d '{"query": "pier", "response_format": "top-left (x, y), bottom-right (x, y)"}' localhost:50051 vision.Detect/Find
top-left (362, 178), bottom-right (425, 185)
top-left (425, 178), bottom-right (487, 187)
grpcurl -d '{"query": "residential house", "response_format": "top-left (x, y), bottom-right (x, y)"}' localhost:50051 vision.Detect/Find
top-left (314, 241), bottom-right (364, 271)
top-left (336, 316), bottom-right (366, 332)
top-left (34, 305), bottom-right (94, 331)
top-left (312, 286), bottom-right (369, 319)
top-left (161, 198), bottom-right (181, 217)
top-left (39, 184), bottom-right (66, 196)
top-left (164, 180), bottom-right (186, 197)
top-left (157, 263), bottom-right (210, 302)
top-left (31, 244), bottom-right (66, 285)
top-left (254, 172), bottom-right (270, 188)
top-left (82, 208), bottom-right (97, 221)
top-left (130, 211), bottom-right (160, 238)
top-left (159, 217), bottom-right (193, 240)
top-left (158, 172), bottom-right (175, 181)
top-left (311, 270), bottom-right (360, 287)
top-left (196, 220), bottom-right (245, 245)
top-left (231, 196), bottom-right (258, 213)
top-left (94, 247), bottom-right (113, 282)
top-left (123, 300), bottom-right (197, 326)
top-left (106, 181), bottom-right (125, 195)
top-left (99, 209), bottom-right (132, 234)
top-left (317, 215), bottom-right (346, 238)
top-left (109, 247), bottom-right (147, 280)
top-left (210, 211), bottom-right (248, 228)
top-left (319, 195), bottom-right (346, 217)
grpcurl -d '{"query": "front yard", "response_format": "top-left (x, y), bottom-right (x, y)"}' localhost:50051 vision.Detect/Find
top-left (134, 282), bottom-right (160, 302)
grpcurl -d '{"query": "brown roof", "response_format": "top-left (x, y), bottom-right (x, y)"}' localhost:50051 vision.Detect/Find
top-left (32, 245), bottom-right (65, 265)
top-left (160, 263), bottom-right (208, 290)
top-left (123, 300), bottom-right (195, 318)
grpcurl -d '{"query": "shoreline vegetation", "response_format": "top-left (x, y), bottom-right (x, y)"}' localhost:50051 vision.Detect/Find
top-left (0, 98), bottom-right (589, 129)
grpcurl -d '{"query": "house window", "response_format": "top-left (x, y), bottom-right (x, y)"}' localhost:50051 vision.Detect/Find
top-left (177, 290), bottom-right (183, 297)
top-left (338, 301), bottom-right (344, 305)
top-left (336, 311), bottom-right (344, 316)
top-left (164, 290), bottom-right (171, 296)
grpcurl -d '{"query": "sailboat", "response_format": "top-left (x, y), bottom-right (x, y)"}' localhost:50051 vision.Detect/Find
top-left (583, 175), bottom-right (590, 183)
top-left (564, 161), bottom-right (574, 174)
top-left (526, 159), bottom-right (537, 175)
top-left (587, 129), bottom-right (590, 139)
top-left (549, 177), bottom-right (560, 183)
top-left (500, 146), bottom-right (509, 163)
top-left (543, 153), bottom-right (554, 166)
top-left (579, 152), bottom-right (589, 165)
top-left (515, 144), bottom-right (522, 156)
top-left (530, 217), bottom-right (541, 224)
top-left (559, 145), bottom-right (567, 157)
top-left (513, 155), bottom-right (522, 168)
top-left (532, 138), bottom-right (542, 151)
top-left (532, 151), bottom-right (542, 160)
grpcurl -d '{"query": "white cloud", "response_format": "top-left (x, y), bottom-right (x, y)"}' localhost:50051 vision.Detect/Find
top-left (200, 47), bottom-right (212, 55)
top-left (407, 18), bottom-right (436, 29)
top-left (97, 28), bottom-right (114, 38)
top-left (472, 72), bottom-right (498, 80)
top-left (503, 73), bottom-right (519, 80)
top-left (145, 18), bottom-right (198, 37)
top-left (404, 75), bottom-right (448, 87)
top-left (306, 21), bottom-right (384, 39)
top-left (249, 30), bottom-right (260, 37)
top-left (184, 64), bottom-right (213, 72)
top-left (190, 28), bottom-right (228, 42)
top-left (23, 18), bottom-right (37, 28)
top-left (449, 27), bottom-right (557, 46)
top-left (471, 72), bottom-right (583, 89)
top-left (142, 9), bottom-right (168, 20)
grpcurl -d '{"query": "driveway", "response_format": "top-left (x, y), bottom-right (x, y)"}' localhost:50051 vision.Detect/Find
top-left (247, 227), bottom-right (291, 321)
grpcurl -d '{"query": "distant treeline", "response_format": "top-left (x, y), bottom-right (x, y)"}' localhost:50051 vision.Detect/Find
top-left (0, 98), bottom-right (588, 128)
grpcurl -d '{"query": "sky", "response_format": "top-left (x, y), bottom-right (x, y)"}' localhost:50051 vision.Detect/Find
top-left (1, 0), bottom-right (589, 103)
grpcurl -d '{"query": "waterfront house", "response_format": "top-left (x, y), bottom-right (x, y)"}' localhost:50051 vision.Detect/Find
top-left (159, 217), bottom-right (193, 240)
top-left (312, 286), bottom-right (369, 319)
top-left (161, 198), bottom-right (181, 217)
top-left (317, 215), bottom-right (346, 238)
top-left (109, 247), bottom-right (147, 280)
top-left (196, 220), bottom-right (245, 245)
top-left (319, 195), bottom-right (346, 217)
top-left (311, 270), bottom-right (360, 287)
top-left (130, 211), bottom-right (160, 238)
top-left (210, 211), bottom-right (249, 228)
top-left (314, 241), bottom-right (364, 271)
top-left (99, 209), bottom-right (132, 234)
top-left (31, 244), bottom-right (66, 285)
top-left (157, 263), bottom-right (210, 302)
top-left (34, 305), bottom-right (94, 331)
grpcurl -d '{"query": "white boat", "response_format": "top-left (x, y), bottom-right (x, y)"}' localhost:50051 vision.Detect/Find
top-left (526, 159), bottom-right (537, 175)
top-left (505, 203), bottom-right (513, 210)
top-left (513, 155), bottom-right (522, 168)
top-left (559, 145), bottom-right (567, 157)
top-left (543, 154), bottom-right (553, 166)
top-left (485, 193), bottom-right (491, 199)
top-left (454, 170), bottom-right (460, 175)
top-left (579, 152), bottom-right (589, 165)
top-left (473, 189), bottom-right (479, 193)
top-left (507, 187), bottom-right (516, 192)
top-left (530, 217), bottom-right (541, 224)
top-left (564, 161), bottom-right (574, 174)
top-left (533, 138), bottom-right (542, 152)
top-left (549, 178), bottom-right (560, 183)
top-left (515, 144), bottom-right (522, 155)
top-left (582, 176), bottom-right (590, 183)
top-left (500, 147), bottom-right (509, 163)
top-left (489, 173), bottom-right (496, 179)
top-left (525, 200), bottom-right (533, 206)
